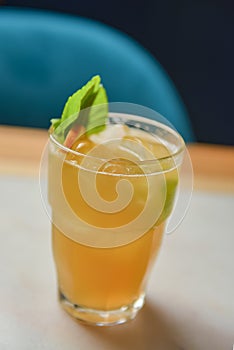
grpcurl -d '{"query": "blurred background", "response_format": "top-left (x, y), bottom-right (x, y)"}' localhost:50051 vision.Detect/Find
top-left (1, 0), bottom-right (234, 145)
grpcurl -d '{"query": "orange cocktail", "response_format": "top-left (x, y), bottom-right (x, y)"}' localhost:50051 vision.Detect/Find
top-left (48, 112), bottom-right (184, 325)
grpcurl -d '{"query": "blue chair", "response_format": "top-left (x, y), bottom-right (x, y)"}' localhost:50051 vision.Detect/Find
top-left (0, 7), bottom-right (195, 141)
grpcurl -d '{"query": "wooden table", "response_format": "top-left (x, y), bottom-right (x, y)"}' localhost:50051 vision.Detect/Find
top-left (0, 126), bottom-right (234, 350)
top-left (0, 125), bottom-right (233, 191)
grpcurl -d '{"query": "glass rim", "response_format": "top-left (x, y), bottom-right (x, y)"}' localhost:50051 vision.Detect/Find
top-left (50, 112), bottom-right (185, 167)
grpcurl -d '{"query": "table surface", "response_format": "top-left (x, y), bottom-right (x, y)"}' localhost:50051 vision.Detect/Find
top-left (0, 126), bottom-right (234, 350)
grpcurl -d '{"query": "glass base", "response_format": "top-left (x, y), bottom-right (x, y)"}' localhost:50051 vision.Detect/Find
top-left (58, 290), bottom-right (145, 326)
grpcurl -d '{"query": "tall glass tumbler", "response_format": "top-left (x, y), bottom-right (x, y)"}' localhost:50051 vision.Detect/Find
top-left (47, 108), bottom-right (185, 326)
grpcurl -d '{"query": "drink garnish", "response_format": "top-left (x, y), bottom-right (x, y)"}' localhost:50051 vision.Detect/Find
top-left (50, 75), bottom-right (108, 147)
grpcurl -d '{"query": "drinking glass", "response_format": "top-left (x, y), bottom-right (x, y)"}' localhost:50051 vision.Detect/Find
top-left (47, 104), bottom-right (185, 326)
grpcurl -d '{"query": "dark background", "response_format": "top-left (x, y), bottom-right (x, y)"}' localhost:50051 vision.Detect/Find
top-left (2, 0), bottom-right (234, 145)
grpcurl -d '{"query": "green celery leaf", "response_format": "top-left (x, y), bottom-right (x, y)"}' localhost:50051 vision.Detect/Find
top-left (50, 75), bottom-right (108, 144)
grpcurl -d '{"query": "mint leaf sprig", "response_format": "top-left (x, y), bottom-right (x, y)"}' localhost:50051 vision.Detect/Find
top-left (50, 75), bottom-right (108, 147)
